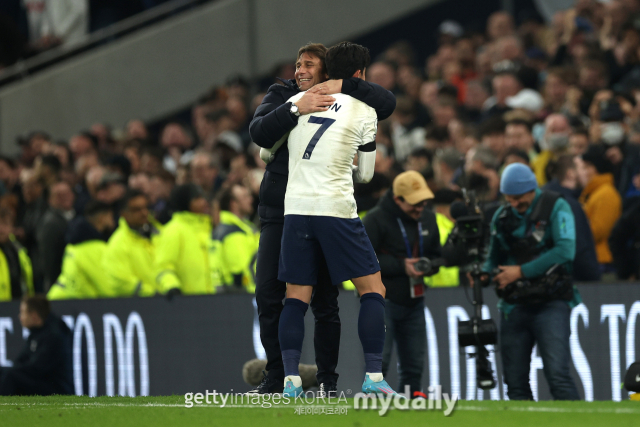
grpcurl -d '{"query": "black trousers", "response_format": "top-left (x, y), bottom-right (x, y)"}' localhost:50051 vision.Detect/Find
top-left (0, 367), bottom-right (64, 396)
top-left (255, 220), bottom-right (341, 384)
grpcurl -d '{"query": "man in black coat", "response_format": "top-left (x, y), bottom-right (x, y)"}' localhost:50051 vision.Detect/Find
top-left (248, 42), bottom-right (395, 395)
top-left (36, 181), bottom-right (76, 291)
top-left (544, 155), bottom-right (601, 281)
top-left (362, 171), bottom-right (441, 396)
top-left (0, 295), bottom-right (73, 395)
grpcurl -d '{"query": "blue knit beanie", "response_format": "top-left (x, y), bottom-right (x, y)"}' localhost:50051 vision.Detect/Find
top-left (500, 163), bottom-right (537, 195)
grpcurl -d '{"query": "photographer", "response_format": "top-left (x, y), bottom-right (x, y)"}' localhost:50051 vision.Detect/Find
top-left (484, 163), bottom-right (580, 400)
top-left (362, 171), bottom-right (441, 396)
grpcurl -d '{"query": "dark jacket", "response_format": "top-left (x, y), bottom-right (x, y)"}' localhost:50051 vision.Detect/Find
top-left (609, 198), bottom-right (640, 279)
top-left (543, 180), bottom-right (601, 281)
top-left (250, 77), bottom-right (396, 223)
top-left (13, 314), bottom-right (73, 395)
top-left (36, 209), bottom-right (72, 292)
top-left (362, 190), bottom-right (441, 307)
top-left (616, 143), bottom-right (640, 210)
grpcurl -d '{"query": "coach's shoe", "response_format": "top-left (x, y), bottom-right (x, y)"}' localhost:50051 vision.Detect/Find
top-left (361, 373), bottom-right (398, 396)
top-left (283, 376), bottom-right (304, 397)
top-left (246, 371), bottom-right (283, 395)
top-left (317, 381), bottom-right (338, 398)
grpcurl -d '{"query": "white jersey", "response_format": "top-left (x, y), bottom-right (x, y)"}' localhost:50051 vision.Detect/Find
top-left (284, 92), bottom-right (377, 219)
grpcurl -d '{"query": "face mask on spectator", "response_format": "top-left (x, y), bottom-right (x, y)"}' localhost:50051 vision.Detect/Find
top-left (600, 122), bottom-right (625, 145)
top-left (545, 133), bottom-right (569, 151)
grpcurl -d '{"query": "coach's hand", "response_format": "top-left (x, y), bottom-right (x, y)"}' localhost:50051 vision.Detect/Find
top-left (295, 91), bottom-right (335, 115)
top-left (405, 258), bottom-right (424, 279)
top-left (308, 79), bottom-right (343, 95)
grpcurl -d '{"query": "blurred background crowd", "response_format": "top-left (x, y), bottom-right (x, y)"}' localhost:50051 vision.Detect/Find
top-left (1, 0), bottom-right (640, 302)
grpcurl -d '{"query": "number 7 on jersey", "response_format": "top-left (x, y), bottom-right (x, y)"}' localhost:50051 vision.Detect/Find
top-left (302, 116), bottom-right (336, 159)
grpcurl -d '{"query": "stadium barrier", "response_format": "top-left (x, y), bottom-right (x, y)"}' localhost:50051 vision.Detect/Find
top-left (0, 282), bottom-right (638, 401)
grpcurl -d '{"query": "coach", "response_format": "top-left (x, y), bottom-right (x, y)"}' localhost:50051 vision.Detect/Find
top-left (249, 42), bottom-right (395, 394)
top-left (362, 171), bottom-right (441, 396)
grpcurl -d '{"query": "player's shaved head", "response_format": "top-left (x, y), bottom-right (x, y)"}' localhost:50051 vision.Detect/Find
top-left (325, 42), bottom-right (371, 80)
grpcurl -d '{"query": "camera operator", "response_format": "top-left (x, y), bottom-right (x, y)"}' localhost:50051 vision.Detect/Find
top-left (362, 171), bottom-right (441, 396)
top-left (484, 163), bottom-right (580, 400)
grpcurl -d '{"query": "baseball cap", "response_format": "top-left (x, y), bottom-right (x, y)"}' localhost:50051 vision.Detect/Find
top-left (393, 171), bottom-right (434, 205)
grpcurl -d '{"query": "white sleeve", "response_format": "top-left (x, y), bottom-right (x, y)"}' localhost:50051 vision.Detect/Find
top-left (352, 150), bottom-right (376, 184)
top-left (258, 132), bottom-right (289, 164)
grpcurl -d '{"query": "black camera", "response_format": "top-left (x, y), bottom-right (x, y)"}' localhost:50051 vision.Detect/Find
top-left (449, 190), bottom-right (498, 391)
top-left (413, 257), bottom-right (446, 274)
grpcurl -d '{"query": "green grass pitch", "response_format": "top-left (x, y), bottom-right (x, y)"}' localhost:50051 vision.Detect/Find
top-left (0, 396), bottom-right (638, 427)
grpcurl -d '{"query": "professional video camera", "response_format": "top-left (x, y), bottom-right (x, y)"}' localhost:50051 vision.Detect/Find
top-left (407, 187), bottom-right (498, 390)
top-left (447, 189), bottom-right (498, 391)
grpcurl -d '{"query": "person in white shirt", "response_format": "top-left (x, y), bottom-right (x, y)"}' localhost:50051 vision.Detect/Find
top-left (274, 42), bottom-right (398, 398)
top-left (23, 0), bottom-right (88, 49)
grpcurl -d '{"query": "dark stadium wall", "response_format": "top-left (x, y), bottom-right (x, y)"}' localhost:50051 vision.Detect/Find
top-left (0, 284), bottom-right (639, 401)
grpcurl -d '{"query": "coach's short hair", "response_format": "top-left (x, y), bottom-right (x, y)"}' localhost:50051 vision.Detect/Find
top-left (325, 42), bottom-right (371, 80)
top-left (297, 43), bottom-right (328, 75)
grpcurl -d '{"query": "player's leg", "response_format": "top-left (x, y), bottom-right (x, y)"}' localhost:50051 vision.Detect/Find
top-left (310, 256), bottom-right (340, 396)
top-left (251, 221), bottom-right (287, 394)
top-left (278, 284), bottom-right (313, 396)
top-left (313, 216), bottom-right (397, 396)
top-left (277, 215), bottom-right (320, 397)
top-left (351, 272), bottom-right (396, 394)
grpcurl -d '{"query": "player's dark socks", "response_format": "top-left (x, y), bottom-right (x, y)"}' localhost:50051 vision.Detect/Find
top-left (358, 292), bottom-right (386, 373)
top-left (278, 298), bottom-right (309, 376)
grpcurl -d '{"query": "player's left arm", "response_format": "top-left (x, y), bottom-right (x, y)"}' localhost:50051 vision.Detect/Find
top-left (352, 144), bottom-right (376, 183)
top-left (353, 113), bottom-right (378, 183)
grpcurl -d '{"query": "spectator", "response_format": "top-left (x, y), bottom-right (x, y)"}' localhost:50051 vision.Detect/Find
top-left (390, 96), bottom-right (426, 162)
top-left (155, 184), bottom-right (213, 296)
top-left (18, 131), bottom-right (50, 167)
top-left (505, 119), bottom-right (537, 162)
top-left (479, 116), bottom-right (508, 164)
top-left (16, 170), bottom-right (46, 291)
top-left (48, 201), bottom-right (114, 299)
top-left (577, 145), bottom-right (623, 272)
top-left (0, 207), bottom-right (33, 302)
top-left (149, 171), bottom-right (174, 224)
top-left (23, 0), bottom-right (88, 49)
top-left (596, 99), bottom-right (640, 209)
top-left (433, 147), bottom-right (462, 190)
top-left (404, 148), bottom-right (431, 175)
top-left (367, 61), bottom-right (397, 92)
top-left (503, 148), bottom-right (530, 167)
top-left (532, 113), bottom-right (571, 186)
top-left (568, 127), bottom-right (590, 155)
top-left (160, 122), bottom-right (195, 174)
top-left (212, 184), bottom-right (259, 293)
top-left (0, 296), bottom-right (73, 396)
top-left (36, 181), bottom-right (75, 291)
top-left (102, 190), bottom-right (158, 297)
top-left (190, 151), bottom-right (221, 202)
top-left (544, 155), bottom-right (601, 282)
top-left (609, 198), bottom-right (640, 280)
top-left (69, 132), bottom-right (97, 161)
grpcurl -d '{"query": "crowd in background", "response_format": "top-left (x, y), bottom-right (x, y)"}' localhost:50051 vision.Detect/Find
top-left (0, 0), bottom-right (178, 68)
top-left (1, 0), bottom-right (640, 302)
